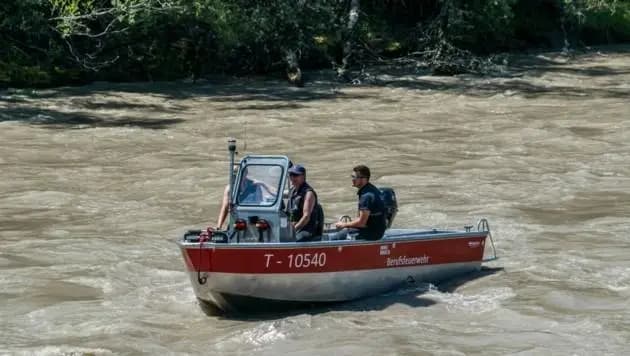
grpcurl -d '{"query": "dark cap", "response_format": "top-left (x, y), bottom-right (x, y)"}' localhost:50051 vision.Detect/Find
top-left (288, 164), bottom-right (306, 175)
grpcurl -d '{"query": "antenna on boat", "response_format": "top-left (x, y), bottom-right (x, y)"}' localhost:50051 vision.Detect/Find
top-left (227, 138), bottom-right (237, 213)
top-left (243, 120), bottom-right (248, 152)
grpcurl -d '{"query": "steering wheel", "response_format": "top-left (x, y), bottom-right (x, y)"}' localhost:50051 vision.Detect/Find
top-left (339, 215), bottom-right (352, 223)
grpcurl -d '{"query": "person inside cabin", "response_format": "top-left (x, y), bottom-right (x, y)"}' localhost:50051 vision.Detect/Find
top-left (215, 166), bottom-right (276, 229)
top-left (237, 170), bottom-right (263, 204)
top-left (285, 164), bottom-right (322, 242)
top-left (332, 165), bottom-right (387, 240)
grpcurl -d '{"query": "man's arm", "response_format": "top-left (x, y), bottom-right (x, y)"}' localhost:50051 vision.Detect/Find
top-left (255, 180), bottom-right (277, 196)
top-left (293, 191), bottom-right (316, 230)
top-left (335, 192), bottom-right (373, 229)
top-left (216, 185), bottom-right (230, 229)
top-left (336, 209), bottom-right (369, 229)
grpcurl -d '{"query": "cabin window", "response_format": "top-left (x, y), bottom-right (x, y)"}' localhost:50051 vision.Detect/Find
top-left (235, 164), bottom-right (283, 207)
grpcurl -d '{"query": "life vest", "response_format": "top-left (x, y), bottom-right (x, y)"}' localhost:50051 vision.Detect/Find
top-left (286, 182), bottom-right (323, 236)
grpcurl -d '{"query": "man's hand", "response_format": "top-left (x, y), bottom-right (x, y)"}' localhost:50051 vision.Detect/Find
top-left (335, 221), bottom-right (346, 229)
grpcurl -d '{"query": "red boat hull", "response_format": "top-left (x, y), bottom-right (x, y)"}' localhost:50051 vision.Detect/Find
top-left (179, 231), bottom-right (489, 312)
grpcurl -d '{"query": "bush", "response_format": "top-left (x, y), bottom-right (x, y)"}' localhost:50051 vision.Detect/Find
top-left (580, 1), bottom-right (630, 43)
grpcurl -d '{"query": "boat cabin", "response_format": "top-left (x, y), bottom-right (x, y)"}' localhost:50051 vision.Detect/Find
top-left (196, 139), bottom-right (398, 244)
top-left (230, 154), bottom-right (294, 243)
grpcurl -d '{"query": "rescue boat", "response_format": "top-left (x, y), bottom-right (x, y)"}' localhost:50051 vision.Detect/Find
top-left (177, 139), bottom-right (497, 314)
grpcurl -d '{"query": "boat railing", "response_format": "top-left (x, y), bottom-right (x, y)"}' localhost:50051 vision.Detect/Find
top-left (478, 218), bottom-right (498, 262)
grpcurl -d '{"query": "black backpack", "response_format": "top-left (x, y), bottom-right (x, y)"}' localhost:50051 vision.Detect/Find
top-left (313, 203), bottom-right (324, 236)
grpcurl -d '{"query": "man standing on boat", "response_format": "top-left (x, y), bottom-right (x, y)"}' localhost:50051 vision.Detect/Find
top-left (286, 164), bottom-right (321, 242)
top-left (334, 165), bottom-right (387, 240)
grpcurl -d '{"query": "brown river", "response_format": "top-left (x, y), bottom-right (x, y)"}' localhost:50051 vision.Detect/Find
top-left (1, 47), bottom-right (629, 355)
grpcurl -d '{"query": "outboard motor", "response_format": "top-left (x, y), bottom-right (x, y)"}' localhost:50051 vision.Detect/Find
top-left (378, 187), bottom-right (398, 229)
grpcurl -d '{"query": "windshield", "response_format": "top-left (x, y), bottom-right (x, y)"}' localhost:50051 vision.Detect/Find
top-left (235, 164), bottom-right (283, 207)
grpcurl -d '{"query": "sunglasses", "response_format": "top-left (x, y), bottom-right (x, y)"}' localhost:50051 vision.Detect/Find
top-left (351, 174), bottom-right (366, 179)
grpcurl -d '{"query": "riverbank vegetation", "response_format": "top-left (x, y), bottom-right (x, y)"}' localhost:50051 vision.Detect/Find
top-left (1, 0), bottom-right (629, 88)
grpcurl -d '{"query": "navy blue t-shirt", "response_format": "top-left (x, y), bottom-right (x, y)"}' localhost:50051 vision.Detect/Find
top-left (356, 183), bottom-right (386, 240)
top-left (238, 178), bottom-right (262, 203)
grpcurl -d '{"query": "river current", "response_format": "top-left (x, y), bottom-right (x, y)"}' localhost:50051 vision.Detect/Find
top-left (1, 47), bottom-right (629, 355)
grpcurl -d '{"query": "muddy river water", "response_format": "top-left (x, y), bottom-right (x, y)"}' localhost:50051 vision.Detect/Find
top-left (1, 47), bottom-right (629, 355)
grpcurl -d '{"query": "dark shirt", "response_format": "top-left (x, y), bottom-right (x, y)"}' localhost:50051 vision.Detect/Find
top-left (238, 178), bottom-right (262, 203)
top-left (356, 182), bottom-right (386, 240)
top-left (286, 182), bottom-right (319, 235)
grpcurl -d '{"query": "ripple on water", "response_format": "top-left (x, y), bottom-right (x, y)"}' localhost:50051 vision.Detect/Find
top-left (9, 346), bottom-right (114, 356)
top-left (542, 290), bottom-right (629, 313)
top-left (211, 318), bottom-right (304, 353)
top-left (427, 286), bottom-right (516, 314)
top-left (598, 266), bottom-right (630, 292)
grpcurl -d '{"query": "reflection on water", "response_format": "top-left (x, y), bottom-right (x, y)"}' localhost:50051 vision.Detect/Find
top-left (1, 47), bottom-right (630, 355)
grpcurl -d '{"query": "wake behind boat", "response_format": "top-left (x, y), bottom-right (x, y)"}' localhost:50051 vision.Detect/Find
top-left (177, 139), bottom-right (498, 314)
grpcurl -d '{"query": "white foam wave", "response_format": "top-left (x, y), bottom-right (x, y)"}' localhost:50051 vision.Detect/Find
top-left (596, 266), bottom-right (630, 292)
top-left (428, 286), bottom-right (516, 314)
top-left (382, 282), bottom-right (434, 297)
top-left (10, 346), bottom-right (114, 356)
top-left (232, 321), bottom-right (288, 347)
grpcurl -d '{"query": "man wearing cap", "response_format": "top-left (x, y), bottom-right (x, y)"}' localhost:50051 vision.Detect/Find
top-left (334, 165), bottom-right (386, 240)
top-left (286, 164), bottom-right (321, 242)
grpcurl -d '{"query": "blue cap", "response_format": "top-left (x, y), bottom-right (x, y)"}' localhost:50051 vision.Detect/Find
top-left (288, 164), bottom-right (306, 175)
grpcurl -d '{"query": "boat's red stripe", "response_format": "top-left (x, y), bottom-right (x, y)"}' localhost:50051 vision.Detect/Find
top-left (182, 236), bottom-right (486, 274)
